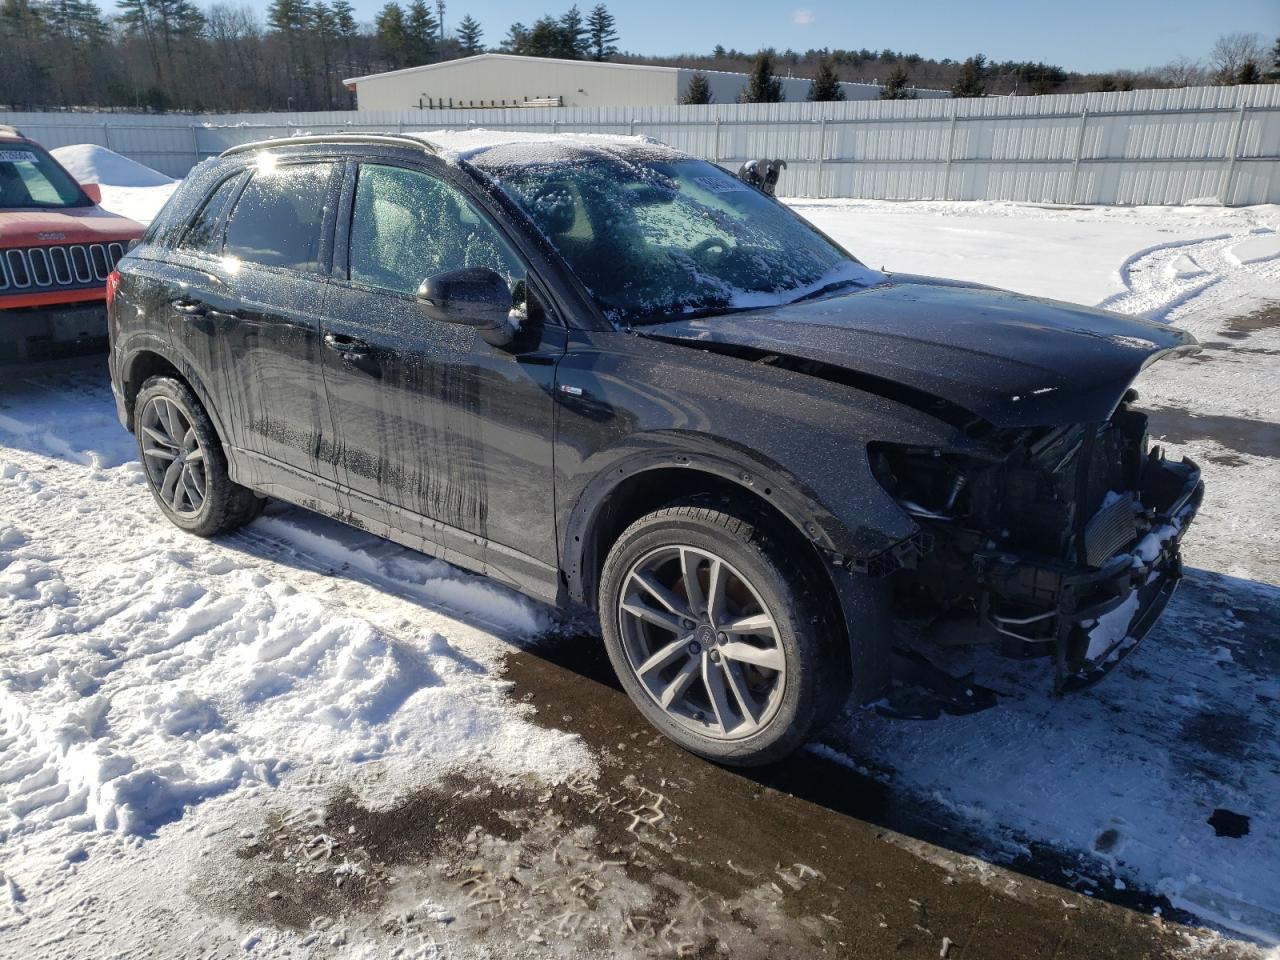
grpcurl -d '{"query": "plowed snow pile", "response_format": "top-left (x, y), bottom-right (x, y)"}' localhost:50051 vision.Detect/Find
top-left (47, 144), bottom-right (179, 225)
top-left (49, 143), bottom-right (174, 187)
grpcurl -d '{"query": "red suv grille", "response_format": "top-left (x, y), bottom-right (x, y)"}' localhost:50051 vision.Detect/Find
top-left (0, 242), bottom-right (126, 293)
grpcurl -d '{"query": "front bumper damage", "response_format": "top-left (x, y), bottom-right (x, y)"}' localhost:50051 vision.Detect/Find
top-left (976, 452), bottom-right (1203, 692)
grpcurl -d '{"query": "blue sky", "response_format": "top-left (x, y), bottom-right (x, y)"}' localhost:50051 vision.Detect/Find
top-left (344, 0), bottom-right (1278, 73)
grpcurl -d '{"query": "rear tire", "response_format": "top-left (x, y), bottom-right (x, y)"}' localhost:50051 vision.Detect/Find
top-left (599, 495), bottom-right (847, 766)
top-left (134, 376), bottom-right (263, 537)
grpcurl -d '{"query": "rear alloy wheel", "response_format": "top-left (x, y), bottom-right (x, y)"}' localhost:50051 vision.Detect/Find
top-left (134, 376), bottom-right (263, 537)
top-left (139, 395), bottom-right (208, 518)
top-left (600, 498), bottom-right (847, 766)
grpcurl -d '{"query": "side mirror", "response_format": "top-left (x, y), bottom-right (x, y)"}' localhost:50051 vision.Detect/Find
top-left (81, 182), bottom-right (102, 204)
top-left (415, 267), bottom-right (515, 347)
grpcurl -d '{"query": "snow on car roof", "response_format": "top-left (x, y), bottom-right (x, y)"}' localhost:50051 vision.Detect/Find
top-left (407, 128), bottom-right (684, 166)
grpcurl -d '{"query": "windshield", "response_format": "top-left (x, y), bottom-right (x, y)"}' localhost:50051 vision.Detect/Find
top-left (468, 147), bottom-right (879, 325)
top-left (0, 144), bottom-right (91, 211)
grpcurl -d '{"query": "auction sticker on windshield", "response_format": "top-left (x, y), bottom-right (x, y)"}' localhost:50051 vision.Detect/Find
top-left (693, 176), bottom-right (750, 194)
top-left (0, 151), bottom-right (39, 163)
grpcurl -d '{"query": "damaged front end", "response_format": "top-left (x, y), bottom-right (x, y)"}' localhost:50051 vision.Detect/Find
top-left (872, 391), bottom-right (1203, 692)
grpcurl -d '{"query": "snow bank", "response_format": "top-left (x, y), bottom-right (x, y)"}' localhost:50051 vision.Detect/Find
top-left (50, 143), bottom-right (174, 188)
top-left (0, 371), bottom-right (590, 940)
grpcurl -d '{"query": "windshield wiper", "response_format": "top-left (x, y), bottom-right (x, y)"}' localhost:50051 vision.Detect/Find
top-left (629, 304), bottom-right (760, 327)
top-left (788, 278), bottom-right (866, 305)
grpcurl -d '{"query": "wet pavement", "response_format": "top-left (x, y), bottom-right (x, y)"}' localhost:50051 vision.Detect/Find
top-left (212, 635), bottom-right (1250, 958)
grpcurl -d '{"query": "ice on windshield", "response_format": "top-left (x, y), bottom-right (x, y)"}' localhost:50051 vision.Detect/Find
top-left (459, 140), bottom-right (883, 326)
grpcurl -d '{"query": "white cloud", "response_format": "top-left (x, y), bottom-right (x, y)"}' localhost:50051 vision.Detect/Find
top-left (791, 8), bottom-right (814, 25)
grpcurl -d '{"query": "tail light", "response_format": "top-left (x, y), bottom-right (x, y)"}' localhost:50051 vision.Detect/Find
top-left (106, 268), bottom-right (121, 342)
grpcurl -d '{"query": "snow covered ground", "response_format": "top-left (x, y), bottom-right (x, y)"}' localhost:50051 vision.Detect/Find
top-left (2, 158), bottom-right (1279, 956)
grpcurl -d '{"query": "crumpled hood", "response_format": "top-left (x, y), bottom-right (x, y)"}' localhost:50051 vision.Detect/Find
top-left (0, 205), bottom-right (143, 245)
top-left (640, 275), bottom-right (1197, 428)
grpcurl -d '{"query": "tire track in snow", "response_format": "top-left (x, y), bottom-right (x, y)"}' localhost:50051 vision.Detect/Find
top-left (1097, 226), bottom-right (1280, 321)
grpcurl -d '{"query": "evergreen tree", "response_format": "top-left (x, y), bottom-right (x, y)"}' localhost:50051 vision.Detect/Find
top-left (681, 71), bottom-right (711, 104)
top-left (330, 0), bottom-right (355, 37)
top-left (46, 0), bottom-right (108, 44)
top-left (375, 1), bottom-right (411, 66)
top-left (267, 0), bottom-right (307, 34)
top-left (456, 13), bottom-right (481, 54)
top-left (806, 57), bottom-right (844, 101)
top-left (500, 20), bottom-right (525, 52)
top-left (585, 3), bottom-right (616, 61)
top-left (558, 4), bottom-right (585, 57)
top-left (1271, 36), bottom-right (1280, 79)
top-left (951, 53), bottom-right (987, 98)
top-left (405, 0), bottom-right (437, 61)
top-left (1, 0), bottom-right (51, 107)
top-left (739, 51), bottom-right (783, 103)
top-left (1236, 60), bottom-right (1261, 84)
top-left (117, 0), bottom-right (205, 85)
top-left (312, 1), bottom-right (340, 107)
top-left (879, 64), bottom-right (916, 99)
top-left (330, 0), bottom-right (357, 94)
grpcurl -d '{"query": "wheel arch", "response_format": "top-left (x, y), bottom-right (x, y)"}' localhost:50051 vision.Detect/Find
top-left (120, 346), bottom-right (228, 446)
top-left (564, 447), bottom-right (895, 702)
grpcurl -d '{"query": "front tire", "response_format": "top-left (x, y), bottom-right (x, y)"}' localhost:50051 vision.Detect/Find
top-left (134, 376), bottom-right (262, 537)
top-left (599, 497), bottom-right (847, 766)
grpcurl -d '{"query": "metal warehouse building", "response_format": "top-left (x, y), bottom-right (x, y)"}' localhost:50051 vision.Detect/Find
top-left (344, 53), bottom-right (948, 110)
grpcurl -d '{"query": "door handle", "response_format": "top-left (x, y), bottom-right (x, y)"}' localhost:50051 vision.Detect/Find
top-left (170, 297), bottom-right (207, 316)
top-left (324, 332), bottom-right (370, 358)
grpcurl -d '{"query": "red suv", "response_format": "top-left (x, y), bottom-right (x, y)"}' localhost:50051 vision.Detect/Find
top-left (1, 126), bottom-right (144, 361)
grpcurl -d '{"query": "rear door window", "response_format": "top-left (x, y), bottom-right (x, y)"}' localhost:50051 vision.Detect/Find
top-left (224, 162), bottom-right (338, 273)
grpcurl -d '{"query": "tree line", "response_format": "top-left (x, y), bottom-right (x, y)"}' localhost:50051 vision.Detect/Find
top-left (1, 0), bottom-right (1274, 114)
top-left (0, 0), bottom-right (618, 111)
top-left (667, 34), bottom-right (1279, 103)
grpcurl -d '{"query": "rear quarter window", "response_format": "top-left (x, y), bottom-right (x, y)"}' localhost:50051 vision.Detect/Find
top-left (178, 173), bottom-right (245, 256)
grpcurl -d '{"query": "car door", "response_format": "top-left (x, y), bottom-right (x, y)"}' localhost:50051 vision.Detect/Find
top-left (201, 158), bottom-right (344, 500)
top-left (322, 159), bottom-right (565, 596)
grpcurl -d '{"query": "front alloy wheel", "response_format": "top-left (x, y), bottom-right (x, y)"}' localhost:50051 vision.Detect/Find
top-left (599, 497), bottom-right (847, 766)
top-left (619, 545), bottom-right (786, 740)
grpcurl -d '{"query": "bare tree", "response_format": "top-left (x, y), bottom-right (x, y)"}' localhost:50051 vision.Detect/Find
top-left (1209, 32), bottom-right (1265, 84)
top-left (1158, 56), bottom-right (1207, 88)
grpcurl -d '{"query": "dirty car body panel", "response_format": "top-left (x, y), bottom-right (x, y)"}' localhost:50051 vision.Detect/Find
top-left (108, 131), bottom-right (1203, 718)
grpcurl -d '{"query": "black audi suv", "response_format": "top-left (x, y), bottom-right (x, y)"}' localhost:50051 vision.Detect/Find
top-left (107, 132), bottom-right (1202, 765)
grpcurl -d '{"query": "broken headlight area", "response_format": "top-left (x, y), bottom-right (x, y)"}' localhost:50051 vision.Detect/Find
top-left (870, 396), bottom-right (1204, 692)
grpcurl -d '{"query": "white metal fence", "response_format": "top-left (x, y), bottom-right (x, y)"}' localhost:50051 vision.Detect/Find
top-left (5, 83), bottom-right (1278, 205)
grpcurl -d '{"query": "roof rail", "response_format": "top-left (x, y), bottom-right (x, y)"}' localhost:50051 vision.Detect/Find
top-left (220, 132), bottom-right (436, 158)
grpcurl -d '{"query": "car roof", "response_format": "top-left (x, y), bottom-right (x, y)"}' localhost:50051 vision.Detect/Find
top-left (0, 124), bottom-right (27, 142)
top-left (403, 129), bottom-right (664, 162)
top-left (219, 128), bottom-right (677, 166)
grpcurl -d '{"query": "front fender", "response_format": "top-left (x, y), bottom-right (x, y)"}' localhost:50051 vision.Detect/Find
top-left (555, 331), bottom-right (961, 589)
